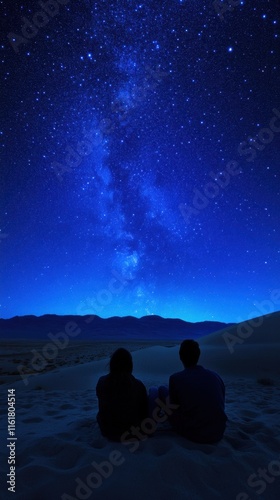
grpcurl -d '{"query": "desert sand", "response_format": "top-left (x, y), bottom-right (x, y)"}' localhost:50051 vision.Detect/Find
top-left (0, 313), bottom-right (280, 500)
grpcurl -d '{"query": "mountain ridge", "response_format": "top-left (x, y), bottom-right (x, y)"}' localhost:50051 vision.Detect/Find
top-left (0, 314), bottom-right (235, 340)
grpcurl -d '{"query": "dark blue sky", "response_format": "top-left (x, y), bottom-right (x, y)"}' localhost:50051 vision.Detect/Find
top-left (1, 0), bottom-right (279, 322)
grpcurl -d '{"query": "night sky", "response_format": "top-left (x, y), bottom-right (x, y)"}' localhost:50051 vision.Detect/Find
top-left (1, 0), bottom-right (279, 323)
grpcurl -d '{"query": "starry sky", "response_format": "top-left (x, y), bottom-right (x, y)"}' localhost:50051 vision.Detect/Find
top-left (0, 0), bottom-right (279, 323)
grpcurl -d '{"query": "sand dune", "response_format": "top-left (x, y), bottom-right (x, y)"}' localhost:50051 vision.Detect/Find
top-left (1, 312), bottom-right (280, 500)
top-left (200, 310), bottom-right (280, 346)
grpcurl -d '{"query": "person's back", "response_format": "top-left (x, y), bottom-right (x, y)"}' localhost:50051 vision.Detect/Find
top-left (96, 348), bottom-right (148, 441)
top-left (169, 340), bottom-right (227, 443)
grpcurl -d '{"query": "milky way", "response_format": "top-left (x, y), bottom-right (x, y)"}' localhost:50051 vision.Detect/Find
top-left (1, 0), bottom-right (279, 322)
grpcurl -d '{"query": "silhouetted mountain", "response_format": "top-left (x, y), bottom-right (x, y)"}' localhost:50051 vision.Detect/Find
top-left (0, 314), bottom-right (234, 340)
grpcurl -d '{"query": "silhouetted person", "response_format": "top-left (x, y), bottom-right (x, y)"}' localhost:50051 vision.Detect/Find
top-left (168, 340), bottom-right (227, 443)
top-left (96, 348), bottom-right (148, 441)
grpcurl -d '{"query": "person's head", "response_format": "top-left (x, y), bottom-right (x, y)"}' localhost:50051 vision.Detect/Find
top-left (109, 348), bottom-right (133, 375)
top-left (179, 339), bottom-right (200, 368)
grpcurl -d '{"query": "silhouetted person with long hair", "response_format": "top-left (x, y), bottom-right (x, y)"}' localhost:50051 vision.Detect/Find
top-left (96, 348), bottom-right (148, 441)
top-left (168, 340), bottom-right (227, 443)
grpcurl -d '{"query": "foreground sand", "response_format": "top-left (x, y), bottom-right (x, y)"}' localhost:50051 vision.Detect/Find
top-left (1, 315), bottom-right (280, 500)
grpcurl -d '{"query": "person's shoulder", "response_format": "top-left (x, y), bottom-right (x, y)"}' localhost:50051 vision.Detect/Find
top-left (169, 369), bottom-right (185, 382)
top-left (96, 374), bottom-right (109, 387)
top-left (204, 367), bottom-right (224, 383)
top-left (132, 375), bottom-right (146, 390)
top-left (203, 366), bottom-right (221, 377)
top-left (132, 375), bottom-right (144, 386)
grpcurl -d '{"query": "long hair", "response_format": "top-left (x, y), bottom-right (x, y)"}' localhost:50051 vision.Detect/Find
top-left (109, 348), bottom-right (133, 375)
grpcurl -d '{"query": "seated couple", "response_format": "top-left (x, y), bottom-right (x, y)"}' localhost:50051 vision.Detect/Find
top-left (96, 340), bottom-right (227, 444)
